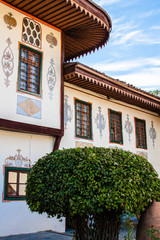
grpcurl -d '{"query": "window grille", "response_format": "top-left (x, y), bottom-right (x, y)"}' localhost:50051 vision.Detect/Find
top-left (75, 100), bottom-right (92, 139)
top-left (19, 45), bottom-right (42, 95)
top-left (109, 110), bottom-right (123, 144)
top-left (4, 167), bottom-right (30, 200)
top-left (135, 118), bottom-right (147, 148)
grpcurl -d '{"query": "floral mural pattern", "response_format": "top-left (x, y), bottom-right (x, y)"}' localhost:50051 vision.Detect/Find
top-left (1, 38), bottom-right (14, 87)
top-left (149, 121), bottom-right (156, 147)
top-left (95, 106), bottom-right (106, 137)
top-left (47, 58), bottom-right (56, 100)
top-left (5, 149), bottom-right (31, 168)
top-left (64, 95), bottom-right (73, 129)
top-left (124, 114), bottom-right (133, 142)
top-left (3, 12), bottom-right (17, 30)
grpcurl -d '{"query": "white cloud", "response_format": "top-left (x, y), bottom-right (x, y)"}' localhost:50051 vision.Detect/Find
top-left (94, 0), bottom-right (121, 6)
top-left (91, 57), bottom-right (160, 72)
top-left (151, 26), bottom-right (160, 30)
top-left (111, 21), bottom-right (160, 46)
top-left (113, 30), bottom-right (141, 45)
top-left (91, 58), bottom-right (160, 90)
top-left (113, 68), bottom-right (160, 90)
top-left (138, 9), bottom-right (160, 19)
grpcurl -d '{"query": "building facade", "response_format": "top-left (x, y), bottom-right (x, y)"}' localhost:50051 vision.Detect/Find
top-left (0, 0), bottom-right (160, 237)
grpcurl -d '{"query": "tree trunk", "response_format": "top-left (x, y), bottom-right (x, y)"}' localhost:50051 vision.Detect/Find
top-left (73, 212), bottom-right (121, 240)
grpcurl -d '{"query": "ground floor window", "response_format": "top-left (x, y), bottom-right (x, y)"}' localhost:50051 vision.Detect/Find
top-left (4, 167), bottom-right (31, 200)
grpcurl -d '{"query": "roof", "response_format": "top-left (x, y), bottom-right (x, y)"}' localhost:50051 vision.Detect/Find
top-left (64, 62), bottom-right (160, 114)
top-left (2, 0), bottom-right (112, 61)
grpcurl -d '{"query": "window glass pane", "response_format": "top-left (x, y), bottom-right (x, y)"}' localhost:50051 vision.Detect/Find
top-left (136, 119), bottom-right (146, 148)
top-left (22, 49), bottom-right (28, 59)
top-left (19, 184), bottom-right (26, 196)
top-left (76, 101), bottom-right (91, 138)
top-left (19, 173), bottom-right (28, 184)
top-left (5, 168), bottom-right (30, 200)
top-left (19, 46), bottom-right (41, 94)
top-left (8, 183), bottom-right (17, 196)
top-left (110, 111), bottom-right (122, 143)
top-left (8, 172), bottom-right (17, 183)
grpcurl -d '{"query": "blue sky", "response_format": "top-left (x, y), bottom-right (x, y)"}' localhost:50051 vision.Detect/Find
top-left (81, 0), bottom-right (160, 91)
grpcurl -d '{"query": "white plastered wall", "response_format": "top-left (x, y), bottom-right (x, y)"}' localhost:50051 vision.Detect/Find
top-left (0, 130), bottom-right (65, 236)
top-left (0, 2), bottom-right (64, 236)
top-left (0, 2), bottom-right (61, 129)
top-left (61, 83), bottom-right (160, 175)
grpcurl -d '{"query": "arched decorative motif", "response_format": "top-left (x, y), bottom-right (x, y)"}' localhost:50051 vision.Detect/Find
top-left (5, 149), bottom-right (31, 168)
top-left (22, 17), bottom-right (41, 48)
top-left (136, 151), bottom-right (148, 160)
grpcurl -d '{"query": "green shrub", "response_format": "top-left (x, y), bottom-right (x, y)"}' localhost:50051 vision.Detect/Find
top-left (26, 147), bottom-right (160, 239)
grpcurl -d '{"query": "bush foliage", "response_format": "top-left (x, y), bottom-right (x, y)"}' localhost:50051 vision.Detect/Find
top-left (26, 147), bottom-right (160, 218)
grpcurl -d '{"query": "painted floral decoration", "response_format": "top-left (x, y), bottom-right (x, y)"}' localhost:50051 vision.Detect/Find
top-left (64, 95), bottom-right (73, 129)
top-left (1, 38), bottom-right (14, 87)
top-left (149, 121), bottom-right (156, 147)
top-left (95, 106), bottom-right (106, 137)
top-left (124, 114), bottom-right (133, 142)
top-left (47, 59), bottom-right (56, 100)
top-left (3, 12), bottom-right (17, 30)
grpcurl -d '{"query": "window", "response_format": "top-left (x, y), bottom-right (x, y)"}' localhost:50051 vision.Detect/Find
top-left (4, 167), bottom-right (31, 200)
top-left (135, 118), bottom-right (147, 149)
top-left (18, 44), bottom-right (42, 95)
top-left (109, 109), bottom-right (123, 144)
top-left (75, 99), bottom-right (92, 139)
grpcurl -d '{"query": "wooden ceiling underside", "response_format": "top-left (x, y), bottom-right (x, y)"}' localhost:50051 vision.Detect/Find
top-left (3, 0), bottom-right (112, 61)
top-left (64, 63), bottom-right (160, 114)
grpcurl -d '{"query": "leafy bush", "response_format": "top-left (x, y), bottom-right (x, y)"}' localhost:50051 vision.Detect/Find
top-left (26, 147), bottom-right (160, 239)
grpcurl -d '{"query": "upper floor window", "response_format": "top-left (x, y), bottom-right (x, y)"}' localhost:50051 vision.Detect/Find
top-left (109, 109), bottom-right (123, 144)
top-left (4, 167), bottom-right (31, 201)
top-left (135, 118), bottom-right (147, 149)
top-left (22, 17), bottom-right (41, 48)
top-left (18, 44), bottom-right (42, 96)
top-left (75, 99), bottom-right (92, 139)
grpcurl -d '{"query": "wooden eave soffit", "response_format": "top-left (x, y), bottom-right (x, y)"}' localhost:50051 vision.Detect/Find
top-left (2, 0), bottom-right (112, 61)
top-left (64, 63), bottom-right (160, 114)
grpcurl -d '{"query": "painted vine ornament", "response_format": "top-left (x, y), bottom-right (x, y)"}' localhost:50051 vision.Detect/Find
top-left (124, 114), bottom-right (133, 142)
top-left (95, 106), bottom-right (106, 137)
top-left (47, 59), bottom-right (56, 100)
top-left (3, 12), bottom-right (17, 30)
top-left (64, 95), bottom-right (73, 129)
top-left (1, 38), bottom-right (14, 87)
top-left (26, 147), bottom-right (160, 240)
top-left (149, 121), bottom-right (156, 147)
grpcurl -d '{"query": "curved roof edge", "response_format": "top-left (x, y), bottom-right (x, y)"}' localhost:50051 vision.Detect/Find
top-left (2, 0), bottom-right (112, 61)
top-left (64, 62), bottom-right (160, 114)
top-left (68, 0), bottom-right (112, 30)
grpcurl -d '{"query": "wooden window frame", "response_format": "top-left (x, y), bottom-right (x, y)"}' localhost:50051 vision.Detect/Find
top-left (4, 167), bottom-right (31, 201)
top-left (18, 44), bottom-right (42, 96)
top-left (75, 99), bottom-right (92, 140)
top-left (135, 118), bottom-right (147, 149)
top-left (109, 109), bottom-right (123, 144)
